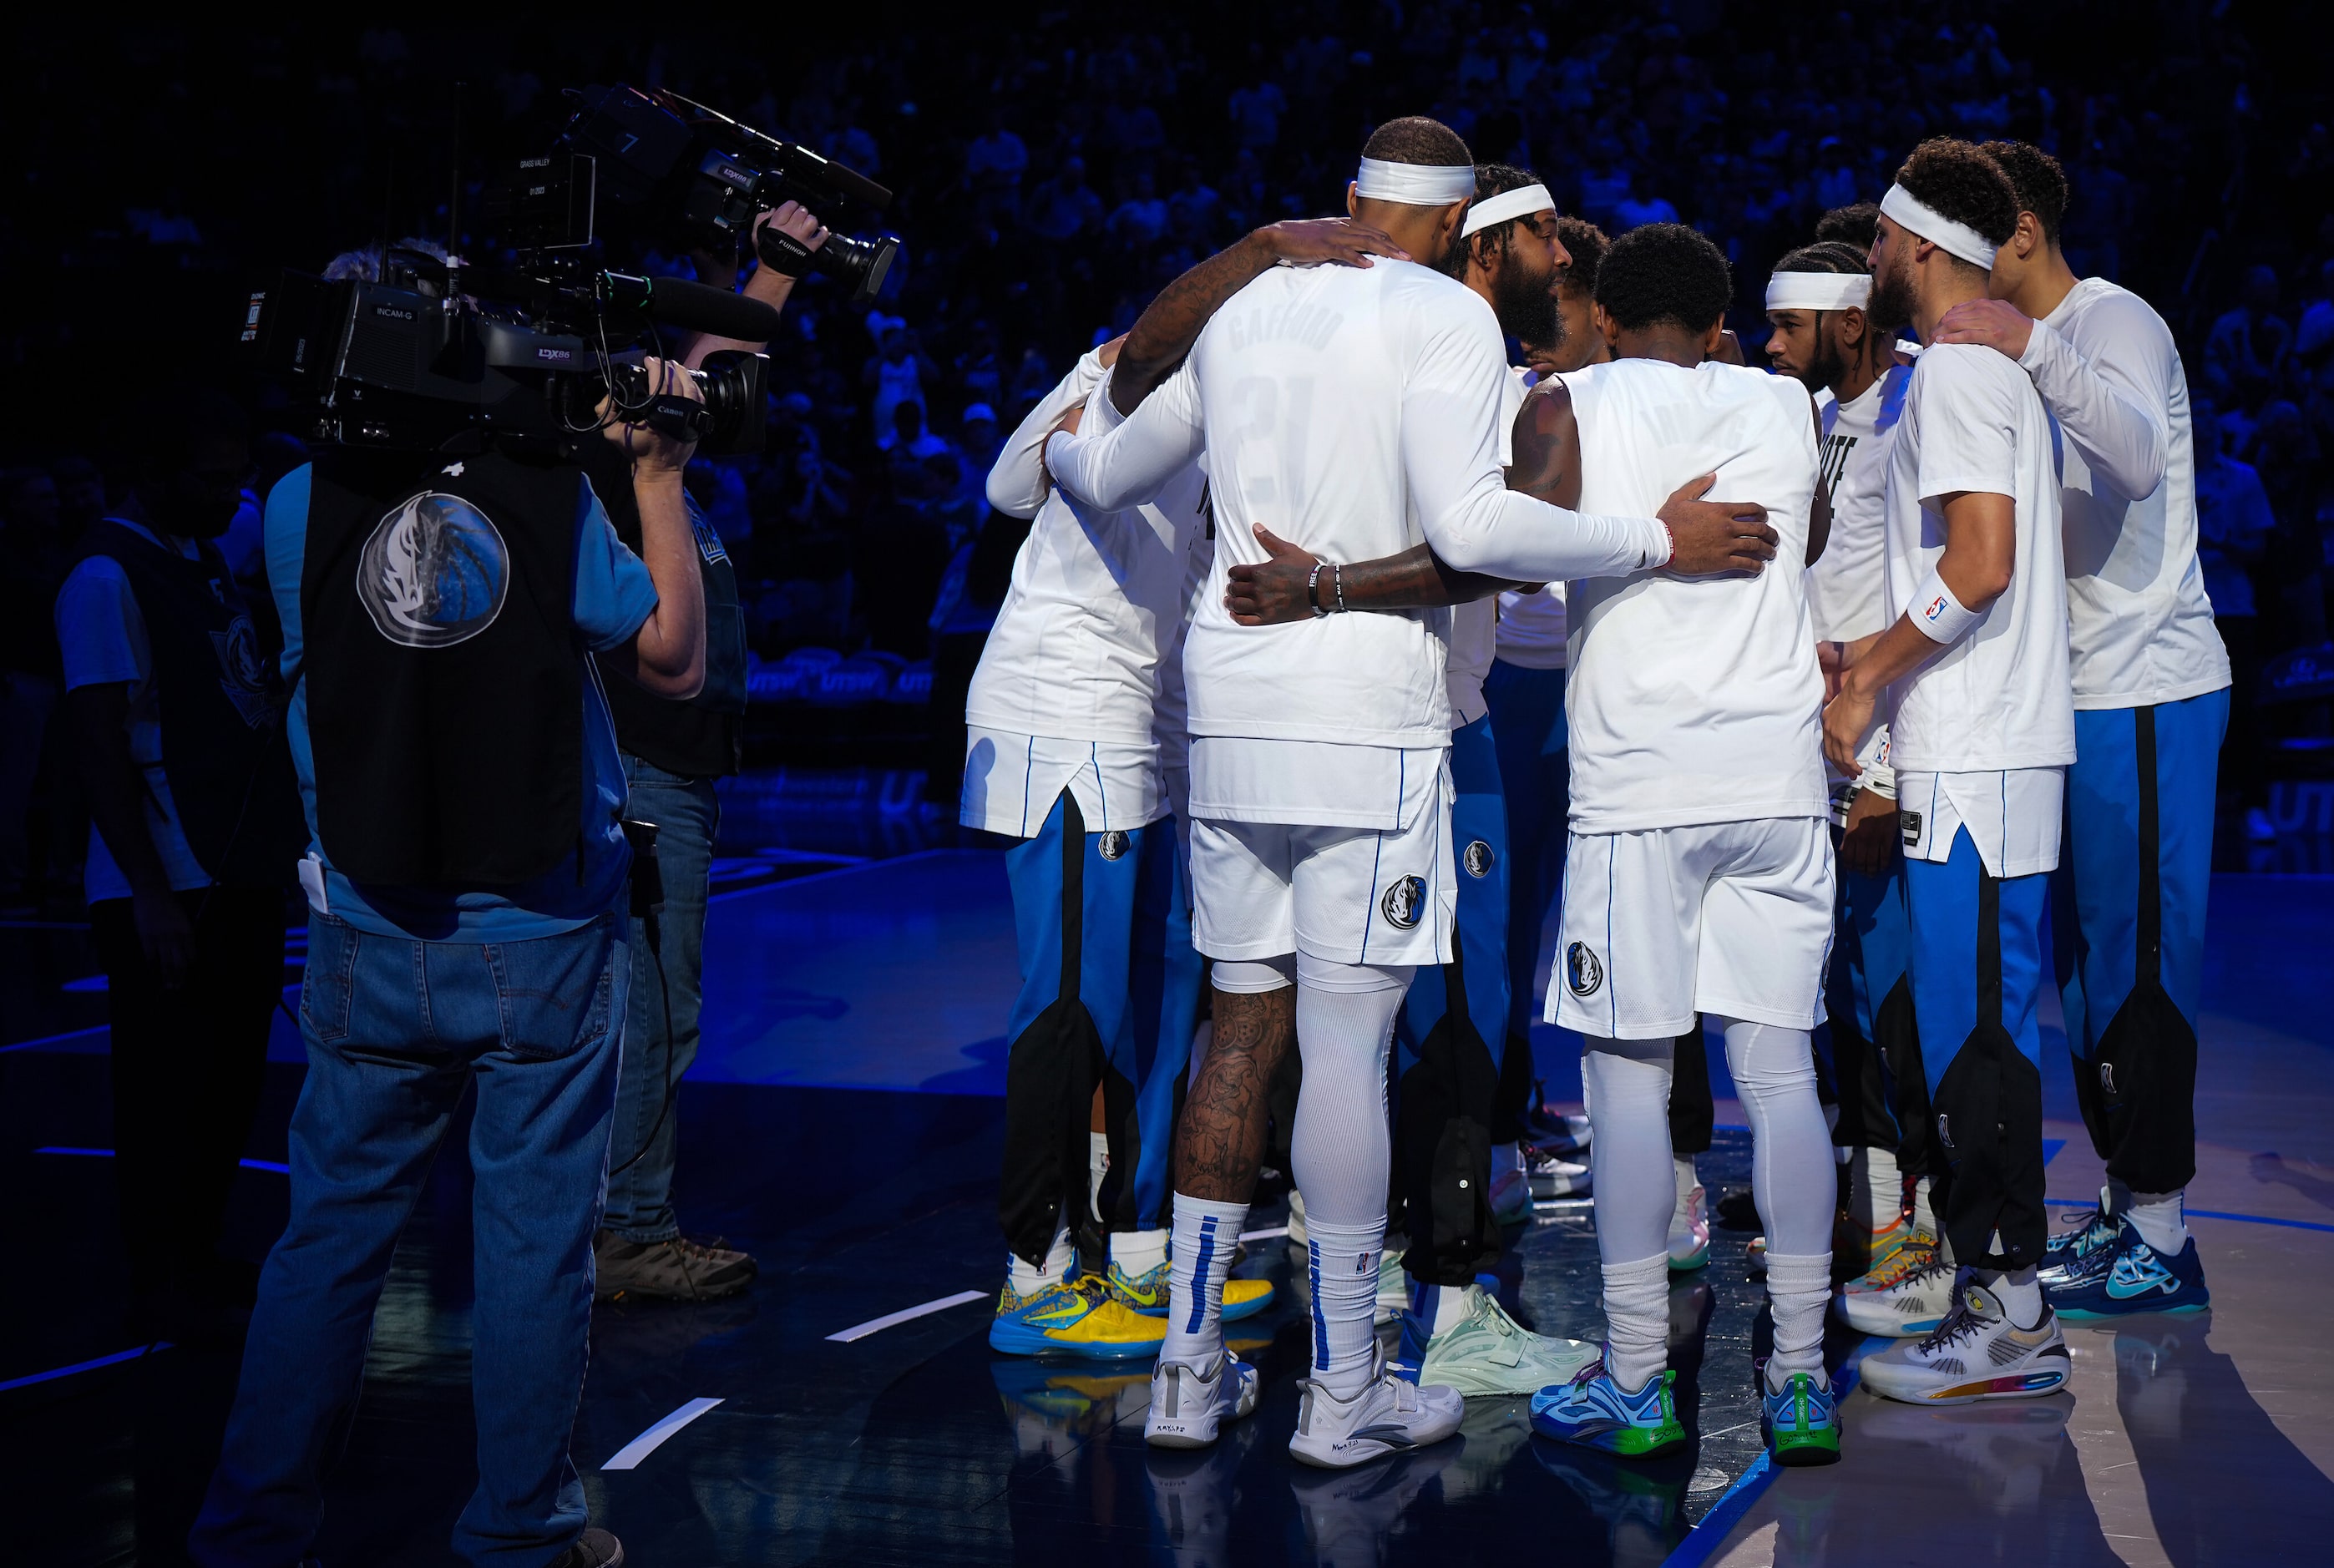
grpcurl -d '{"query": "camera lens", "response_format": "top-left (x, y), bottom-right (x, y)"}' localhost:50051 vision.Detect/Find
top-left (813, 233), bottom-right (899, 305)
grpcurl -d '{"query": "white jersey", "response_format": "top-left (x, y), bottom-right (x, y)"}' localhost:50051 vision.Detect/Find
top-left (966, 357), bottom-right (1208, 751)
top-left (2019, 277), bottom-right (2230, 709)
top-left (1881, 343), bottom-right (2075, 774)
top-left (1446, 367), bottom-right (1534, 724)
top-left (1046, 257), bottom-right (1669, 752)
top-left (1806, 363), bottom-right (1911, 643)
top-left (1562, 358), bottom-right (1829, 834)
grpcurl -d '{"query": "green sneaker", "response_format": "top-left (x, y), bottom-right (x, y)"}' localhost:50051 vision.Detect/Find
top-left (1760, 1370), bottom-right (1843, 1465)
top-left (1413, 1284), bottom-right (1601, 1398)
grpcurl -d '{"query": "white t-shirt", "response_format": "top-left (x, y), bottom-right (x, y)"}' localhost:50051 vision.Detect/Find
top-left (1046, 257), bottom-right (1669, 752)
top-left (960, 730), bottom-right (1163, 838)
top-left (1881, 343), bottom-right (2075, 775)
top-left (2020, 278), bottom-right (2230, 709)
top-left (1806, 364), bottom-right (1911, 644)
top-left (1562, 359), bottom-right (1829, 833)
top-left (1445, 367), bottom-right (1536, 724)
top-left (53, 521), bottom-right (214, 901)
top-left (964, 358), bottom-right (1208, 773)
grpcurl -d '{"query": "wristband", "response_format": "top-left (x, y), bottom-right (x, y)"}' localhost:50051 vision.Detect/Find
top-left (1907, 563), bottom-right (1982, 645)
top-left (1332, 561), bottom-right (1346, 614)
top-left (1308, 563), bottom-right (1329, 618)
top-left (757, 225), bottom-right (816, 278)
top-left (1658, 519), bottom-right (1677, 569)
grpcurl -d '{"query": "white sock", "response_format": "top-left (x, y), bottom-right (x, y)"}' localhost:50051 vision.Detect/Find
top-left (1410, 1277), bottom-right (1471, 1337)
top-left (1308, 1218), bottom-right (1385, 1399)
top-left (1008, 1222), bottom-right (1076, 1297)
top-left (1764, 1252), bottom-right (1830, 1388)
top-left (1911, 1175), bottom-right (1937, 1237)
top-left (1161, 1194), bottom-right (1247, 1364)
top-left (1602, 1252), bottom-right (1671, 1394)
top-left (1848, 1146), bottom-right (1901, 1231)
top-left (1110, 1227), bottom-right (1168, 1278)
top-left (1088, 1130), bottom-right (1111, 1223)
top-left (1977, 1262), bottom-right (2044, 1329)
top-left (2127, 1189), bottom-right (2190, 1254)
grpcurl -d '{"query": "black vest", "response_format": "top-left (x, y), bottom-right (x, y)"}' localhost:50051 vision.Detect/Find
top-left (582, 441), bottom-right (747, 779)
top-left (79, 522), bottom-right (306, 888)
top-left (301, 446), bottom-right (584, 886)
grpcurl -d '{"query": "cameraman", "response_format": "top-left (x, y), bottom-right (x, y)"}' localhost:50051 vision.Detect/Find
top-left (190, 362), bottom-right (706, 1568)
top-left (590, 201), bottom-right (825, 1302)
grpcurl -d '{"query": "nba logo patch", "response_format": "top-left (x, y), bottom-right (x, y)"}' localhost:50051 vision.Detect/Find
top-left (1566, 941), bottom-right (1603, 997)
top-left (1463, 839), bottom-right (1495, 878)
top-left (1380, 875), bottom-right (1426, 930)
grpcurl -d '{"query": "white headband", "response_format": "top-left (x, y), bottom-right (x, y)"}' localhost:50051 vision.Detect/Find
top-left (1765, 271), bottom-right (1873, 311)
top-left (1881, 184), bottom-right (2000, 271)
top-left (1353, 155), bottom-right (1476, 206)
top-left (1461, 183), bottom-right (1555, 237)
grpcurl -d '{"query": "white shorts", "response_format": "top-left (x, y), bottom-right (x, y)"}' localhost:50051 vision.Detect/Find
top-left (1190, 799), bottom-right (1456, 968)
top-left (1895, 766), bottom-right (2063, 878)
top-left (1551, 817), bottom-right (1835, 1039)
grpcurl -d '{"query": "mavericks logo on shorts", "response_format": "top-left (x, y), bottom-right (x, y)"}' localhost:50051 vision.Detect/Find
top-left (1566, 941), bottom-right (1603, 998)
top-left (1380, 875), bottom-right (1427, 930)
top-left (1097, 830), bottom-right (1130, 861)
top-left (1463, 839), bottom-right (1495, 878)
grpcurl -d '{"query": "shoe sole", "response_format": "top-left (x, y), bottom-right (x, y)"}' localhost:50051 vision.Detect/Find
top-left (1860, 1364), bottom-right (2070, 1405)
top-left (2052, 1297), bottom-right (2208, 1321)
top-left (1288, 1422), bottom-right (1461, 1469)
top-left (1147, 1423), bottom-right (1218, 1449)
top-left (1667, 1244), bottom-right (1709, 1272)
top-left (1769, 1428), bottom-right (1843, 1466)
top-left (987, 1323), bottom-right (1162, 1359)
top-left (1528, 1418), bottom-right (1687, 1457)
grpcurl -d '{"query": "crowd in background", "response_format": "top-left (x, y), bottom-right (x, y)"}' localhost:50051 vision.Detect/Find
top-left (5, 1), bottom-right (2332, 903)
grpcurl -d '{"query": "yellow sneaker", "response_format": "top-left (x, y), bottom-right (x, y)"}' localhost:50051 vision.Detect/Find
top-left (1106, 1257), bottom-right (1277, 1323)
top-left (1841, 1230), bottom-right (1940, 1298)
top-left (990, 1275), bottom-right (1168, 1359)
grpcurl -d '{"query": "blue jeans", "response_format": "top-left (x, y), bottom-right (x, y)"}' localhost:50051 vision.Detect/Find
top-left (602, 756), bottom-right (719, 1243)
top-left (190, 910), bottom-right (628, 1568)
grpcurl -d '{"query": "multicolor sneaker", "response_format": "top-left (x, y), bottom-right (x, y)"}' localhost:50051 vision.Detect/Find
top-left (1374, 1248), bottom-right (1410, 1325)
top-left (1406, 1284), bottom-right (1600, 1397)
top-left (1668, 1181), bottom-right (1710, 1272)
top-left (1761, 1370), bottom-right (1842, 1465)
top-left (2045, 1218), bottom-right (2209, 1319)
top-left (1490, 1159), bottom-right (1534, 1225)
top-left (1528, 1354), bottom-right (1687, 1457)
top-left (1106, 1257), bottom-right (1275, 1323)
top-left (1145, 1352), bottom-right (1260, 1448)
top-left (2038, 1186), bottom-right (2123, 1287)
top-left (1835, 1252), bottom-right (1956, 1337)
top-left (1859, 1277), bottom-right (2071, 1406)
top-left (1848, 1215), bottom-right (1933, 1286)
top-left (989, 1274), bottom-right (1167, 1359)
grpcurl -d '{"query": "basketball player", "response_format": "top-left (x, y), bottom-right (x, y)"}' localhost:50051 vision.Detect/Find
top-left (971, 221), bottom-right (1402, 1362)
top-left (1825, 140), bottom-right (2075, 1405)
top-left (1222, 224), bottom-right (1838, 1465)
top-left (1048, 117), bottom-right (1778, 1466)
top-left (1765, 240), bottom-right (1939, 1302)
top-left (1938, 139), bottom-right (2227, 1318)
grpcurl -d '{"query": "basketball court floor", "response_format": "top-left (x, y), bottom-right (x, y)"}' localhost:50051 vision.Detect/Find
top-left (6, 844), bottom-right (2331, 1565)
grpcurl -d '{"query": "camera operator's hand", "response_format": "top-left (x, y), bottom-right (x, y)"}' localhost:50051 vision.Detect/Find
top-left (599, 356), bottom-right (703, 475)
top-left (757, 202), bottom-right (830, 265)
top-left (682, 205), bottom-right (829, 370)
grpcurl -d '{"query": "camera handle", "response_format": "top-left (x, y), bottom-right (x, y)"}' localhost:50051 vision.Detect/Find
top-left (756, 225), bottom-right (815, 278)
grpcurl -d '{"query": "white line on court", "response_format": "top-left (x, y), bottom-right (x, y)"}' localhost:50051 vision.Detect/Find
top-left (1239, 1225), bottom-right (1290, 1242)
top-left (601, 1398), bottom-right (724, 1470)
top-left (825, 1288), bottom-right (990, 1343)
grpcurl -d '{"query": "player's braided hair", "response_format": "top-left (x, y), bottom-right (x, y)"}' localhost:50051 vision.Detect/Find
top-left (1774, 240), bottom-right (1871, 276)
top-left (1554, 216), bottom-right (1612, 294)
top-left (1360, 116), bottom-right (1473, 169)
top-left (1979, 139), bottom-right (2071, 246)
top-left (1896, 138), bottom-right (2018, 250)
top-left (1594, 221), bottom-right (1733, 334)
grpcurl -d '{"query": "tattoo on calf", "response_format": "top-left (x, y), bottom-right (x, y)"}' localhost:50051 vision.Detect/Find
top-left (1174, 985), bottom-right (1296, 1201)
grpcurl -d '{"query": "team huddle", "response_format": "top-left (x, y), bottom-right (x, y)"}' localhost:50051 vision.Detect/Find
top-left (960, 115), bottom-right (2225, 1473)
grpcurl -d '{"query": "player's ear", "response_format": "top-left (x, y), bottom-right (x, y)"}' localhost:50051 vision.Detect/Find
top-left (1839, 306), bottom-right (1867, 349)
top-left (2015, 210), bottom-right (2046, 259)
top-left (1593, 301), bottom-right (1618, 347)
top-left (1345, 182), bottom-right (1359, 220)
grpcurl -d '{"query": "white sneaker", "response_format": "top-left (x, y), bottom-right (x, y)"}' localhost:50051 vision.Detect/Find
top-left (1288, 1186), bottom-right (1308, 1247)
top-left (1289, 1355), bottom-right (1465, 1469)
top-left (1860, 1277), bottom-right (2072, 1406)
top-left (1668, 1181), bottom-right (1709, 1271)
top-left (1835, 1255), bottom-right (1956, 1337)
top-left (1530, 1148), bottom-right (1593, 1200)
top-left (1146, 1353), bottom-right (1260, 1449)
top-left (1415, 1283), bottom-right (1600, 1397)
top-left (1373, 1247), bottom-right (1410, 1325)
top-left (1489, 1163), bottom-right (1533, 1225)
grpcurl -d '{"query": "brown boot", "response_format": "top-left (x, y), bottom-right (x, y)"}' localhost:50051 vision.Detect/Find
top-left (594, 1231), bottom-right (754, 1302)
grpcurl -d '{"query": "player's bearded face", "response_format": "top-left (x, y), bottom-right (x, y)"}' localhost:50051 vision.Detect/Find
top-left (1488, 231), bottom-right (1563, 348)
top-left (1866, 242), bottom-right (1916, 332)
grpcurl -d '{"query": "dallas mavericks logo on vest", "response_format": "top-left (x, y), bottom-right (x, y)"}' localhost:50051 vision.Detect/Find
top-left (1380, 875), bottom-right (1426, 930)
top-left (210, 614), bottom-right (273, 727)
top-left (1566, 941), bottom-right (1604, 997)
top-left (357, 491), bottom-right (510, 648)
top-left (1463, 839), bottom-right (1495, 878)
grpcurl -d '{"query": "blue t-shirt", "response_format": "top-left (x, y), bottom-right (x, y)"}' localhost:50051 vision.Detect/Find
top-left (266, 463), bottom-right (658, 941)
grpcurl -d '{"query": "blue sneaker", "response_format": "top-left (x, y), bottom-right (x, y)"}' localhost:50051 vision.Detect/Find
top-left (2046, 1217), bottom-right (2209, 1319)
top-left (1760, 1371), bottom-right (1842, 1466)
top-left (1528, 1353), bottom-right (1686, 1457)
top-left (2038, 1186), bottom-right (2122, 1286)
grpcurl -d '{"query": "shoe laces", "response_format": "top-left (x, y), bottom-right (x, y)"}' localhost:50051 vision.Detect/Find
top-left (1916, 1280), bottom-right (1984, 1355)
